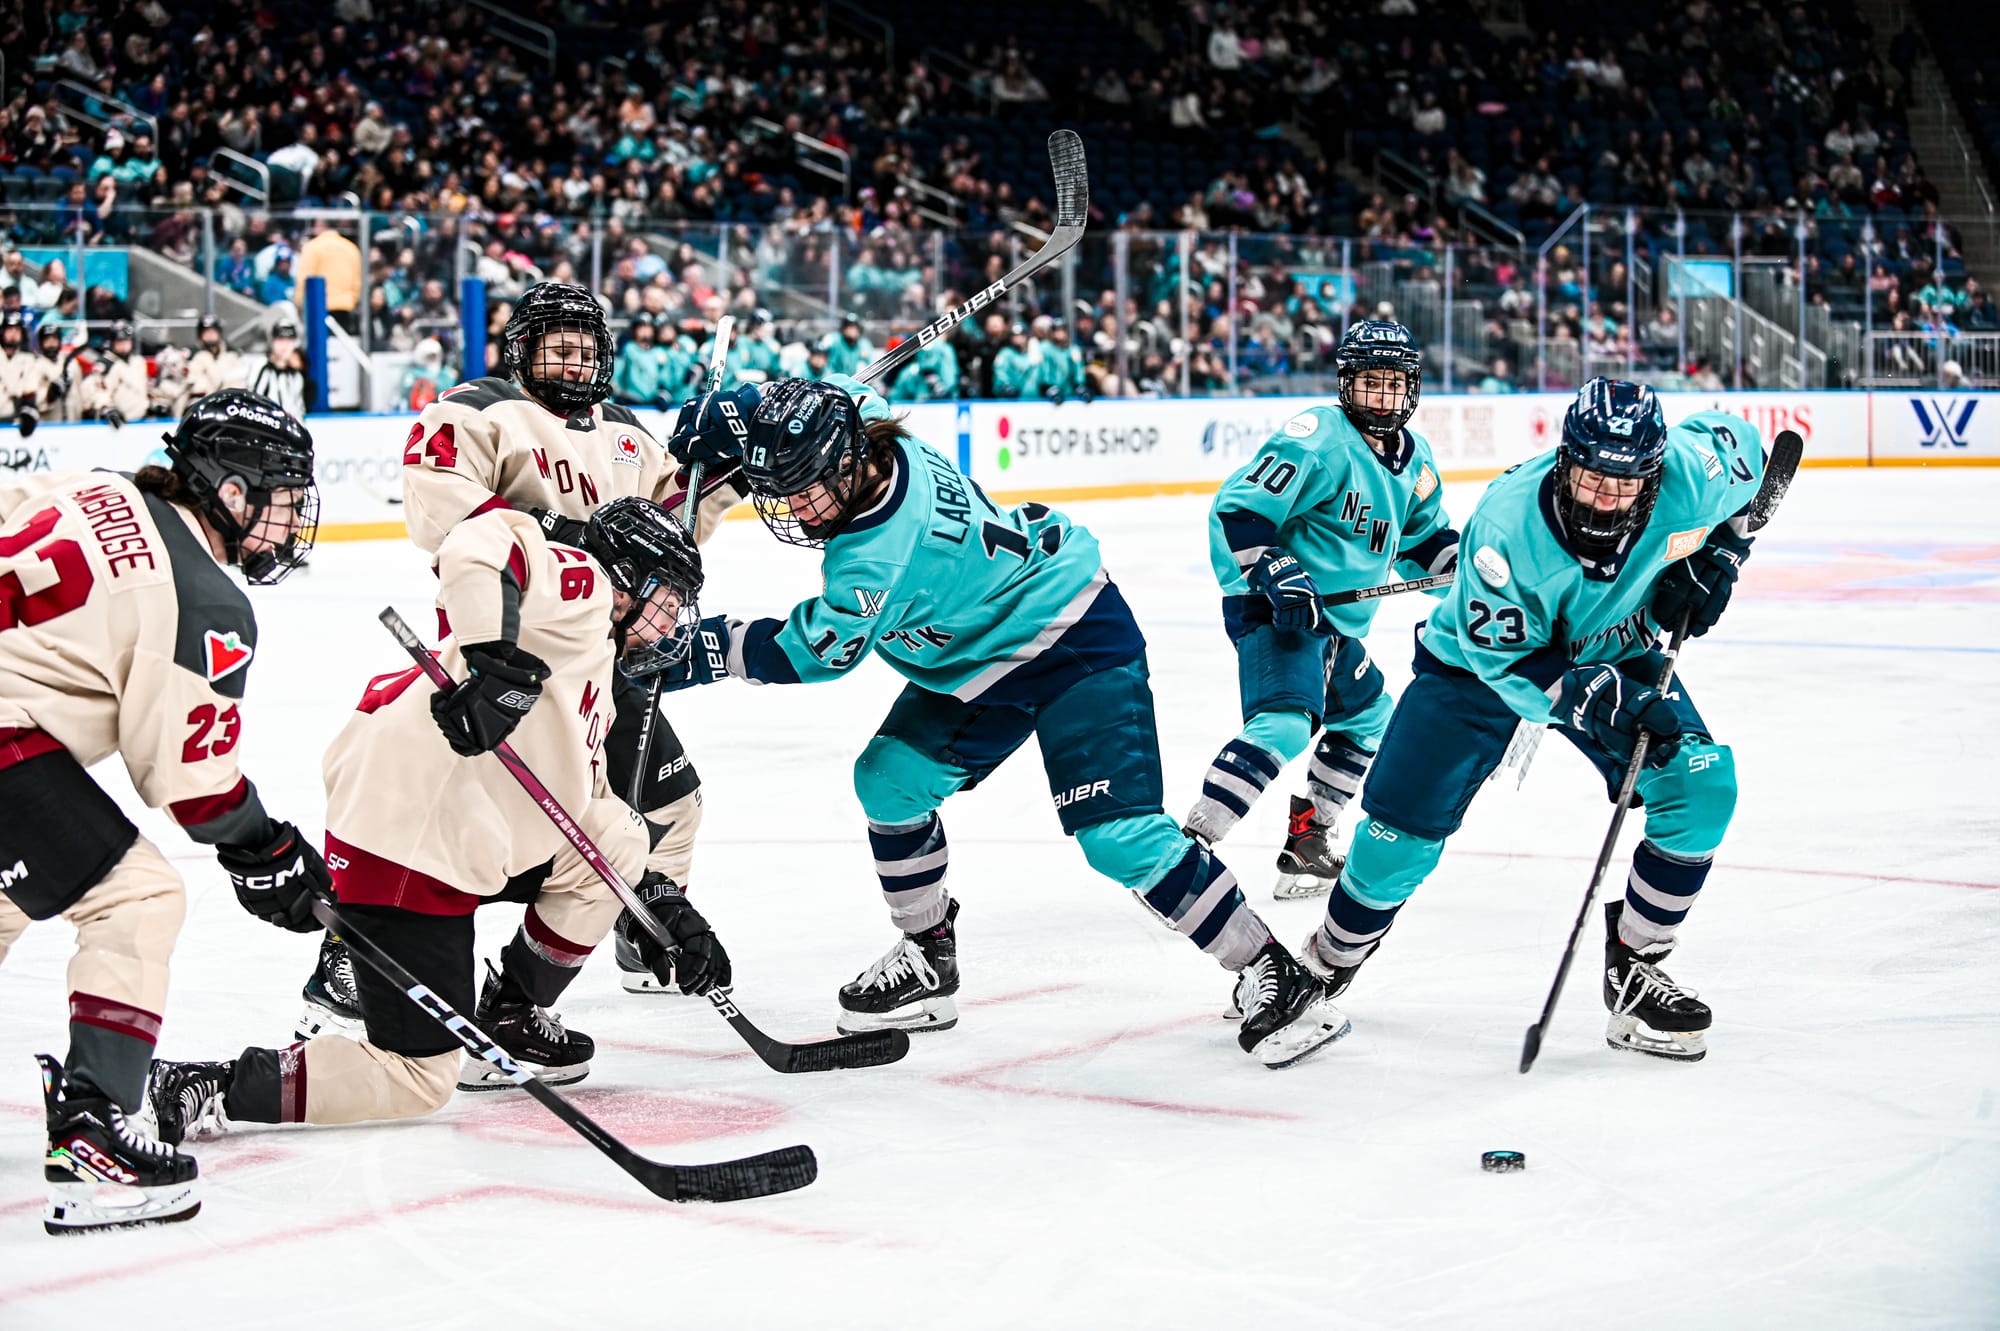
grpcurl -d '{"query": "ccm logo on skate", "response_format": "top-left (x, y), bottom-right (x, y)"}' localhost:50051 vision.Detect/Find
top-left (1053, 779), bottom-right (1111, 809)
top-left (0, 858), bottom-right (27, 888)
top-left (61, 1137), bottom-right (137, 1184)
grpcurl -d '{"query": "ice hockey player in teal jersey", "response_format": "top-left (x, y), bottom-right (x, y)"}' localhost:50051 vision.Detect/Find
top-left (657, 373), bottom-right (1351, 1068)
top-left (1301, 377), bottom-right (1765, 1062)
top-left (1185, 321), bottom-right (1460, 901)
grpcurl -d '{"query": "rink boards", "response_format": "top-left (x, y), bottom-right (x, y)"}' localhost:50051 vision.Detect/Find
top-left (2, 388), bottom-right (1993, 541)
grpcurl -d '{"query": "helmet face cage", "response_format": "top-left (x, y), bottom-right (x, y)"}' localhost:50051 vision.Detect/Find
top-left (1553, 378), bottom-right (1667, 562)
top-left (1336, 320), bottom-right (1423, 438)
top-left (743, 380), bottom-right (870, 548)
top-left (582, 497), bottom-right (705, 677)
top-left (612, 575), bottom-right (699, 677)
top-left (504, 283), bottom-right (614, 415)
top-left (166, 389), bottom-right (319, 585)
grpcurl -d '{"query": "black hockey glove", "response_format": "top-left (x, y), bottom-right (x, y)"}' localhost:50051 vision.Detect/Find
top-left (1554, 664), bottom-right (1685, 768)
top-left (218, 821), bottom-right (331, 932)
top-left (15, 406), bottom-right (37, 439)
top-left (430, 642), bottom-right (549, 757)
top-left (1248, 547), bottom-right (1331, 635)
top-left (530, 507), bottom-right (588, 549)
top-left (667, 384), bottom-right (758, 469)
top-left (104, 408), bottom-right (127, 430)
top-left (1651, 527), bottom-right (1751, 638)
top-left (618, 872), bottom-right (732, 994)
top-left (658, 616), bottom-right (735, 692)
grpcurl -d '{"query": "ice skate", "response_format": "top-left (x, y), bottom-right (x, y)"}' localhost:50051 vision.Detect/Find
top-left (1273, 797), bottom-right (1344, 900)
top-left (294, 932), bottom-right (364, 1040)
top-left (458, 962), bottom-right (594, 1089)
top-left (837, 899), bottom-right (960, 1035)
top-left (142, 1059), bottom-right (235, 1146)
top-left (1236, 940), bottom-right (1351, 1068)
top-left (39, 1055), bottom-right (200, 1235)
top-left (1603, 901), bottom-right (1711, 1062)
top-left (614, 915), bottom-right (698, 999)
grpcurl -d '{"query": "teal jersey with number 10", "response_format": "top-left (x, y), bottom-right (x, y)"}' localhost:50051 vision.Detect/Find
top-left (1422, 410), bottom-right (1766, 723)
top-left (738, 374), bottom-right (1139, 704)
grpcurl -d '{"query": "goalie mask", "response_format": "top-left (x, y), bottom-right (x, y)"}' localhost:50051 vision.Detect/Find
top-left (164, 389), bottom-right (319, 585)
top-left (582, 496), bottom-right (705, 676)
top-left (502, 281), bottom-right (615, 416)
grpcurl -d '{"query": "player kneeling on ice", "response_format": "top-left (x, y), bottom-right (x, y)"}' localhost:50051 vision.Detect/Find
top-left (657, 374), bottom-right (1347, 1068)
top-left (1301, 379), bottom-right (1762, 1061)
top-left (1185, 320), bottom-right (1459, 899)
top-left (142, 497), bottom-right (732, 1147)
top-left (0, 390), bottom-right (324, 1233)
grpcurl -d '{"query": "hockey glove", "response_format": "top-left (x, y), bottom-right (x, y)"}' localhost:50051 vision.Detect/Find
top-left (15, 406), bottom-right (37, 439)
top-left (619, 872), bottom-right (733, 994)
top-left (1554, 664), bottom-right (1685, 768)
top-left (1652, 527), bottom-right (1752, 639)
top-left (430, 642), bottom-right (549, 757)
top-left (1248, 547), bottom-right (1331, 635)
top-left (531, 506), bottom-right (588, 549)
top-left (667, 384), bottom-right (758, 470)
top-left (657, 616), bottom-right (735, 692)
top-left (219, 821), bottom-right (331, 933)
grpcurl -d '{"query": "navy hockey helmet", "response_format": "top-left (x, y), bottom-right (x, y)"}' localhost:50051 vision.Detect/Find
top-left (164, 388), bottom-right (319, 584)
top-left (741, 378), bottom-right (872, 547)
top-left (1554, 377), bottom-right (1668, 563)
top-left (582, 496), bottom-right (706, 676)
top-left (1335, 320), bottom-right (1423, 438)
top-left (502, 281), bottom-right (614, 416)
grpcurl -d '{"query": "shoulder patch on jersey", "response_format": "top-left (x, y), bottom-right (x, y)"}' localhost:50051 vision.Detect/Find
top-left (435, 377), bottom-right (527, 413)
top-left (1413, 463), bottom-right (1438, 500)
top-left (1283, 412), bottom-right (1318, 438)
top-left (202, 629), bottom-right (253, 681)
top-left (1700, 450), bottom-right (1724, 480)
top-left (1473, 545), bottom-right (1511, 589)
top-left (611, 432), bottom-right (642, 467)
top-left (855, 588), bottom-right (888, 617)
top-left (1663, 527), bottom-right (1707, 561)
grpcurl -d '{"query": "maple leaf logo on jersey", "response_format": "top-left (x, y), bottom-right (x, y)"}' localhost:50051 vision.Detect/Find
top-left (613, 433), bottom-right (641, 467)
top-left (202, 629), bottom-right (254, 681)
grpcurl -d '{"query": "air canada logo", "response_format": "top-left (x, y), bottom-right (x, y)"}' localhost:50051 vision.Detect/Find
top-left (202, 629), bottom-right (253, 681)
top-left (1910, 398), bottom-right (1977, 448)
top-left (612, 433), bottom-right (641, 467)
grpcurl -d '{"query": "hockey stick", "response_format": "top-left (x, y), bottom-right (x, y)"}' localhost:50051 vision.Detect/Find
top-left (1519, 428), bottom-right (1803, 1073)
top-left (856, 130), bottom-right (1088, 389)
top-left (307, 898), bottom-right (817, 1202)
top-left (1322, 571), bottom-right (1454, 606)
top-left (381, 608), bottom-right (912, 1075)
top-left (629, 317), bottom-right (736, 811)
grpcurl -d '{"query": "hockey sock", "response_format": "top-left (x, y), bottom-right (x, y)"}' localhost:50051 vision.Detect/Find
top-left (499, 906), bottom-right (598, 1007)
top-left (64, 992), bottom-right (162, 1113)
top-left (1311, 881), bottom-right (1402, 967)
top-left (1185, 724), bottom-right (1294, 843)
top-left (1139, 843), bottom-right (1270, 970)
top-left (868, 813), bottom-right (950, 934)
top-left (1619, 840), bottom-right (1713, 953)
top-left (1305, 732), bottom-right (1375, 826)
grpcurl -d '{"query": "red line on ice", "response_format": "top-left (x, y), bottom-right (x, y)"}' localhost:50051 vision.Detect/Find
top-left (938, 1015), bottom-right (1304, 1123)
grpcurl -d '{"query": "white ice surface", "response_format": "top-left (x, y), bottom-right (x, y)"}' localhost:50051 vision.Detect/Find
top-left (1, 468), bottom-right (1996, 1329)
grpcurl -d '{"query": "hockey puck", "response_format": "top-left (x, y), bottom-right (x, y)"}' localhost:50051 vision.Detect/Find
top-left (1481, 1150), bottom-right (1526, 1173)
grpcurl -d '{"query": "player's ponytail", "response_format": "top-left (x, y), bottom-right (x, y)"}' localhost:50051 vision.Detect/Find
top-left (132, 464), bottom-right (193, 507)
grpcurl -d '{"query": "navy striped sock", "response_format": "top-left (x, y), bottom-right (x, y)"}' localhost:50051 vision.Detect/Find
top-left (868, 814), bottom-right (950, 933)
top-left (1620, 840), bottom-right (1712, 951)
top-left (1185, 739), bottom-right (1284, 842)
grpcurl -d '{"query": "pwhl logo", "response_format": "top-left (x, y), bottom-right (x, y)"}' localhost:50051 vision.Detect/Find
top-left (1911, 398), bottom-right (1977, 448)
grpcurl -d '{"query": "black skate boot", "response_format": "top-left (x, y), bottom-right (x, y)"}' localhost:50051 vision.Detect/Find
top-left (1603, 901), bottom-right (1711, 1062)
top-left (294, 932), bottom-right (364, 1041)
top-left (39, 1054), bottom-right (199, 1235)
top-left (1227, 928), bottom-right (1370, 1020)
top-left (1235, 940), bottom-right (1351, 1068)
top-left (458, 962), bottom-right (594, 1090)
top-left (837, 899), bottom-right (960, 1035)
top-left (142, 1059), bottom-right (235, 1146)
top-left (1273, 797), bottom-right (1344, 900)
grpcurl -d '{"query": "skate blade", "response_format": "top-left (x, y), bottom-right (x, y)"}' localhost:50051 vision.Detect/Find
top-left (1272, 870), bottom-right (1338, 901)
top-left (836, 995), bottom-right (958, 1036)
top-left (619, 968), bottom-right (675, 995)
top-left (1249, 997), bottom-right (1352, 1069)
top-left (456, 1059), bottom-right (591, 1092)
top-left (294, 999), bottom-right (366, 1043)
top-left (44, 1179), bottom-right (199, 1235)
top-left (1605, 1014), bottom-right (1708, 1062)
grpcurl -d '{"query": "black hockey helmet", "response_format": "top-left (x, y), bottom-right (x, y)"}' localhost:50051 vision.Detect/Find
top-left (502, 281), bottom-right (614, 416)
top-left (582, 496), bottom-right (705, 675)
top-left (1553, 377), bottom-right (1668, 564)
top-left (741, 377), bottom-right (871, 547)
top-left (109, 320), bottom-right (135, 348)
top-left (1335, 320), bottom-right (1423, 438)
top-left (0, 312), bottom-right (22, 346)
top-left (163, 388), bottom-right (319, 585)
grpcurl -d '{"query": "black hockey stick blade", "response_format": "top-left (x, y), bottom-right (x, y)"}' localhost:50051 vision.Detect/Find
top-left (313, 900), bottom-right (818, 1201)
top-left (708, 989), bottom-right (912, 1073)
top-left (1749, 429), bottom-right (1803, 532)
